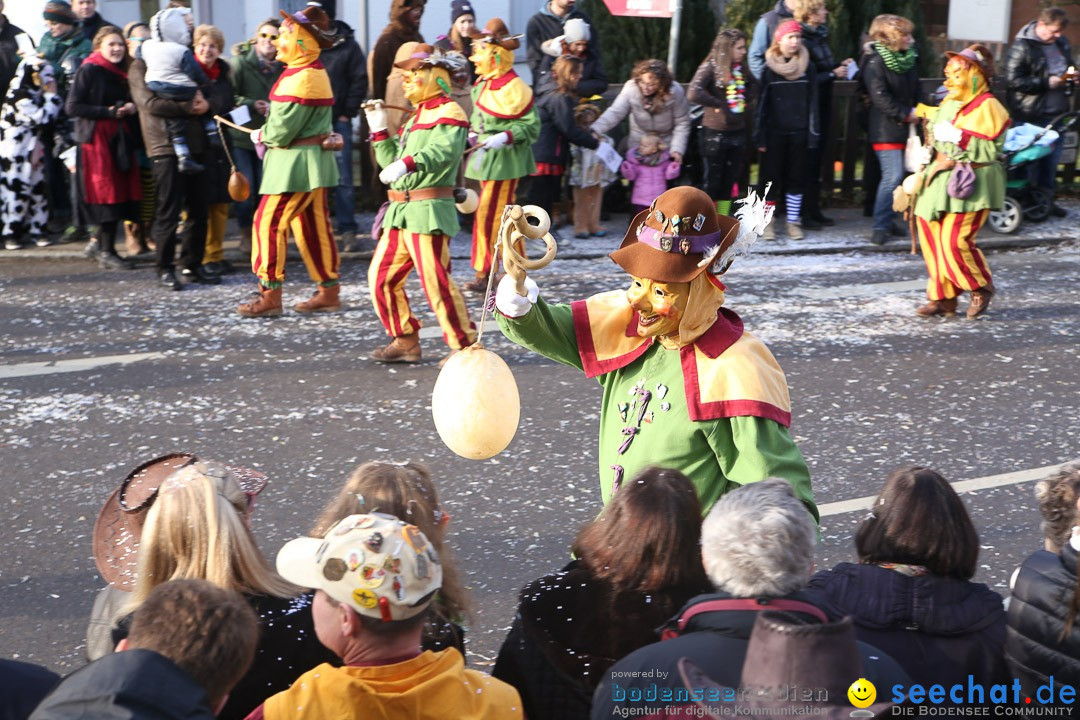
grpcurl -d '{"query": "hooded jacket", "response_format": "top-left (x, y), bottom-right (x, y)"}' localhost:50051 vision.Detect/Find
top-left (532, 80), bottom-right (599, 168)
top-left (142, 8), bottom-right (199, 89)
top-left (590, 80), bottom-right (691, 157)
top-left (29, 649), bottom-right (217, 720)
top-left (748, 0), bottom-right (793, 80)
top-left (319, 19), bottom-right (368, 119)
top-left (228, 41), bottom-right (282, 151)
top-left (525, 1), bottom-right (599, 85)
top-left (1005, 20), bottom-right (1075, 123)
top-left (368, 0), bottom-right (424, 101)
top-left (807, 563), bottom-right (1009, 696)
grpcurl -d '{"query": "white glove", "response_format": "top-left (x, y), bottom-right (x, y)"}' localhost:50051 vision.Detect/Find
top-left (541, 36), bottom-right (565, 57)
top-left (379, 159), bottom-right (409, 184)
top-left (364, 101), bottom-right (387, 133)
top-left (469, 147), bottom-right (487, 171)
top-left (934, 120), bottom-right (963, 145)
top-left (481, 131), bottom-right (511, 150)
top-left (250, 128), bottom-right (262, 145)
top-left (495, 274), bottom-right (539, 318)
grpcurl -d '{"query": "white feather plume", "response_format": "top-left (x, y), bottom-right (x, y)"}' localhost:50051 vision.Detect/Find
top-left (709, 182), bottom-right (774, 275)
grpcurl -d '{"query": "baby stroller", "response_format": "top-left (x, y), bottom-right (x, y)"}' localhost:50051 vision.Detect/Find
top-left (989, 110), bottom-right (1080, 233)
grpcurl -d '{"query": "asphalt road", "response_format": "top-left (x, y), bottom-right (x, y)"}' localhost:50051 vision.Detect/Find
top-left (2, 235), bottom-right (1079, 674)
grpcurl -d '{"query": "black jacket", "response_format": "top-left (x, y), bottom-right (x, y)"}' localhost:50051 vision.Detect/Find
top-left (1006, 22), bottom-right (1075, 124)
top-left (532, 84), bottom-right (599, 168)
top-left (807, 563), bottom-right (1009, 698)
top-left (201, 60), bottom-right (235, 205)
top-left (858, 47), bottom-right (921, 144)
top-left (590, 589), bottom-right (911, 720)
top-left (320, 19), bottom-right (368, 119)
top-left (493, 560), bottom-right (709, 720)
top-left (0, 660), bottom-right (59, 720)
top-left (1006, 546), bottom-right (1080, 698)
top-left (79, 12), bottom-right (115, 42)
top-left (754, 52), bottom-right (819, 149)
top-left (525, 2), bottom-right (600, 86)
top-left (534, 46), bottom-right (608, 99)
top-left (30, 649), bottom-right (216, 720)
top-left (0, 16), bottom-right (26, 98)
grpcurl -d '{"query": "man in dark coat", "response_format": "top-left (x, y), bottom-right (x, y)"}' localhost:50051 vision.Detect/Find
top-left (1005, 6), bottom-right (1076, 212)
top-left (72, 0), bottom-right (114, 42)
top-left (525, 0), bottom-right (601, 88)
top-left (748, 0), bottom-right (794, 80)
top-left (0, 2), bottom-right (26, 97)
top-left (30, 580), bottom-right (258, 720)
top-left (368, 0), bottom-right (423, 102)
top-left (309, 0), bottom-right (371, 251)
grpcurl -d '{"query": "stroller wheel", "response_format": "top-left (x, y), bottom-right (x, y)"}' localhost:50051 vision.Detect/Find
top-left (1025, 187), bottom-right (1052, 222)
top-left (989, 196), bottom-right (1022, 234)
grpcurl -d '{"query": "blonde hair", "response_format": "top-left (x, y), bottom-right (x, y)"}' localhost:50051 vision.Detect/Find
top-left (789, 0), bottom-right (824, 24)
top-left (121, 467), bottom-right (298, 620)
top-left (311, 462), bottom-right (471, 624)
top-left (869, 14), bottom-right (915, 52)
top-left (193, 24), bottom-right (225, 52)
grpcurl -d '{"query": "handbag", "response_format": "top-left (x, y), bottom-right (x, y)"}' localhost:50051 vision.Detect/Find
top-left (71, 117), bottom-right (96, 145)
top-left (903, 124), bottom-right (930, 173)
top-left (947, 161), bottom-right (976, 199)
top-left (370, 200), bottom-right (390, 243)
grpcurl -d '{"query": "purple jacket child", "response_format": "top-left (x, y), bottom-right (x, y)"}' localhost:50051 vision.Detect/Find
top-left (621, 146), bottom-right (681, 209)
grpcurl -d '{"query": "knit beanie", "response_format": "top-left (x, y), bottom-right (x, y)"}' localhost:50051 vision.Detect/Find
top-left (564, 17), bottom-right (591, 43)
top-left (43, 0), bottom-right (78, 24)
top-left (774, 19), bottom-right (802, 43)
top-left (451, 0), bottom-right (474, 23)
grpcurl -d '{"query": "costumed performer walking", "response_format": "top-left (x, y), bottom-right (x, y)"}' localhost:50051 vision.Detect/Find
top-left (364, 44), bottom-right (477, 364)
top-left (495, 186), bottom-right (817, 518)
top-left (237, 5), bottom-right (343, 318)
top-left (462, 18), bottom-right (540, 293)
top-left (911, 44), bottom-right (1007, 319)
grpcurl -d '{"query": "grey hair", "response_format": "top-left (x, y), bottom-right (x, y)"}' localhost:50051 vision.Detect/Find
top-left (701, 478), bottom-right (817, 597)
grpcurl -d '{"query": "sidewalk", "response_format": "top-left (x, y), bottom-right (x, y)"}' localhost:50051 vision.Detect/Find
top-left (3, 199), bottom-right (1077, 263)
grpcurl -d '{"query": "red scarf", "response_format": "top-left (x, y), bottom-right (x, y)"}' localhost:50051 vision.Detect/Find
top-left (197, 57), bottom-right (221, 81)
top-left (82, 51), bottom-right (127, 80)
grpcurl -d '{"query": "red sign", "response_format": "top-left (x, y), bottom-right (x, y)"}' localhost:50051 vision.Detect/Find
top-left (602, 0), bottom-right (673, 18)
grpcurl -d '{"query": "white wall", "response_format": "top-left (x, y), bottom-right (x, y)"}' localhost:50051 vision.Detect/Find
top-left (948, 0), bottom-right (1015, 43)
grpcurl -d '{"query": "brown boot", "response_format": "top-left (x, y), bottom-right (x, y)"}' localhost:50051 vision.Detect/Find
top-left (915, 297), bottom-right (958, 317)
top-left (294, 284), bottom-right (342, 314)
top-left (370, 333), bottom-right (421, 363)
top-left (123, 221), bottom-right (149, 256)
top-left (966, 285), bottom-right (995, 318)
top-left (237, 286), bottom-right (283, 318)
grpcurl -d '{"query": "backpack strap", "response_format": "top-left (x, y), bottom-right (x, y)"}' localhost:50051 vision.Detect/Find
top-left (660, 598), bottom-right (828, 641)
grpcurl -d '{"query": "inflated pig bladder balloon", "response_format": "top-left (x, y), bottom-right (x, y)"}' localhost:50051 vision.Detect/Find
top-left (431, 344), bottom-right (520, 459)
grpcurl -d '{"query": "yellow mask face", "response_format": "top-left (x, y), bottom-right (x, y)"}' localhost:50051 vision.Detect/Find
top-left (626, 276), bottom-right (690, 339)
top-left (469, 41), bottom-right (512, 79)
top-left (275, 20), bottom-right (319, 67)
top-left (943, 57), bottom-right (981, 103)
top-left (402, 66), bottom-right (449, 104)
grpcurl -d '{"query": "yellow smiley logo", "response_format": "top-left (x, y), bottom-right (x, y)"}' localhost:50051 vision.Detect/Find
top-left (847, 678), bottom-right (876, 708)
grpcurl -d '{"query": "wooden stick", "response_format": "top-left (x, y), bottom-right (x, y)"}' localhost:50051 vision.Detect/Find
top-left (214, 115), bottom-right (254, 134)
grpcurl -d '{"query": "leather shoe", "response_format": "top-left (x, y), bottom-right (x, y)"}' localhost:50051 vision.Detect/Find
top-left (159, 269), bottom-right (181, 291)
top-left (870, 230), bottom-right (889, 246)
top-left (916, 297), bottom-right (958, 317)
top-left (811, 213), bottom-right (835, 226)
top-left (889, 221), bottom-right (908, 237)
top-left (800, 217), bottom-right (823, 231)
top-left (99, 252), bottom-right (133, 270)
top-left (180, 266), bottom-right (222, 285)
top-left (370, 334), bottom-right (422, 363)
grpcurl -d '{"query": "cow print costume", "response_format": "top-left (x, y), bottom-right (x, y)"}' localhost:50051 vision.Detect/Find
top-left (0, 58), bottom-right (63, 247)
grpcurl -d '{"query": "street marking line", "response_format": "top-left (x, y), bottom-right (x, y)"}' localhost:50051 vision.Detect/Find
top-left (795, 279), bottom-right (925, 300)
top-left (0, 352), bottom-right (165, 379)
top-left (819, 463), bottom-right (1063, 517)
top-left (418, 320), bottom-right (499, 340)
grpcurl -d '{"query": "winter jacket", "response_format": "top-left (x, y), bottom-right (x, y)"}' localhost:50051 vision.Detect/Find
top-left (754, 54), bottom-right (819, 149)
top-left (535, 46), bottom-right (608, 99)
top-left (1006, 20), bottom-right (1075, 124)
top-left (320, 19), bottom-right (368, 119)
top-left (29, 649), bottom-right (217, 720)
top-left (228, 43), bottom-right (282, 150)
top-left (143, 8), bottom-right (201, 89)
top-left (525, 1), bottom-right (599, 86)
top-left (493, 560), bottom-right (710, 720)
top-left (688, 57), bottom-right (757, 132)
top-left (112, 593), bottom-right (338, 720)
top-left (748, 0), bottom-right (793, 80)
top-left (591, 80), bottom-right (691, 157)
top-left (590, 589), bottom-right (912, 720)
top-left (807, 563), bottom-right (1009, 698)
top-left (79, 12), bottom-right (115, 43)
top-left (1005, 545), bottom-right (1080, 697)
top-left (200, 59), bottom-right (235, 206)
top-left (368, 0), bottom-right (423, 101)
top-left (0, 660), bottom-right (59, 720)
top-left (128, 58), bottom-right (204, 158)
top-left (0, 15), bottom-right (27, 98)
top-left (532, 85), bottom-right (598, 168)
top-left (620, 148), bottom-right (680, 207)
top-left (858, 46), bottom-right (921, 145)
top-left (38, 28), bottom-right (92, 96)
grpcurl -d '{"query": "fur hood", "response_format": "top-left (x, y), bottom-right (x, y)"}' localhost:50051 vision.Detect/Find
top-left (390, 0), bottom-right (425, 31)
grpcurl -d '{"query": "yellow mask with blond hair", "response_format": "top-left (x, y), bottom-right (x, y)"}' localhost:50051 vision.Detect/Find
top-left (469, 42), bottom-right (515, 79)
top-left (403, 66), bottom-right (452, 105)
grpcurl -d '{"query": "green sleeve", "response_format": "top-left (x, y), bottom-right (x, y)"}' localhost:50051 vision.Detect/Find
top-left (407, 123), bottom-right (466, 171)
top-left (706, 416), bottom-right (818, 522)
top-left (497, 296), bottom-right (585, 372)
top-left (508, 107), bottom-right (541, 147)
top-left (261, 102), bottom-right (311, 147)
top-left (373, 136), bottom-right (397, 169)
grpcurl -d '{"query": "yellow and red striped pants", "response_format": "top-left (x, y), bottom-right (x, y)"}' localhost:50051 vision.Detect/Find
top-left (369, 227), bottom-right (477, 350)
top-left (252, 188), bottom-right (339, 287)
top-left (915, 209), bottom-right (992, 301)
top-left (472, 178), bottom-right (518, 275)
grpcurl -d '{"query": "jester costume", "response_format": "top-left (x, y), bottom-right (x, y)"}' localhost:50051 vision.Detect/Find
top-left (366, 44), bottom-right (477, 363)
top-left (912, 45), bottom-right (1008, 319)
top-left (462, 19), bottom-right (541, 292)
top-left (496, 187), bottom-right (816, 517)
top-left (238, 5), bottom-right (341, 318)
